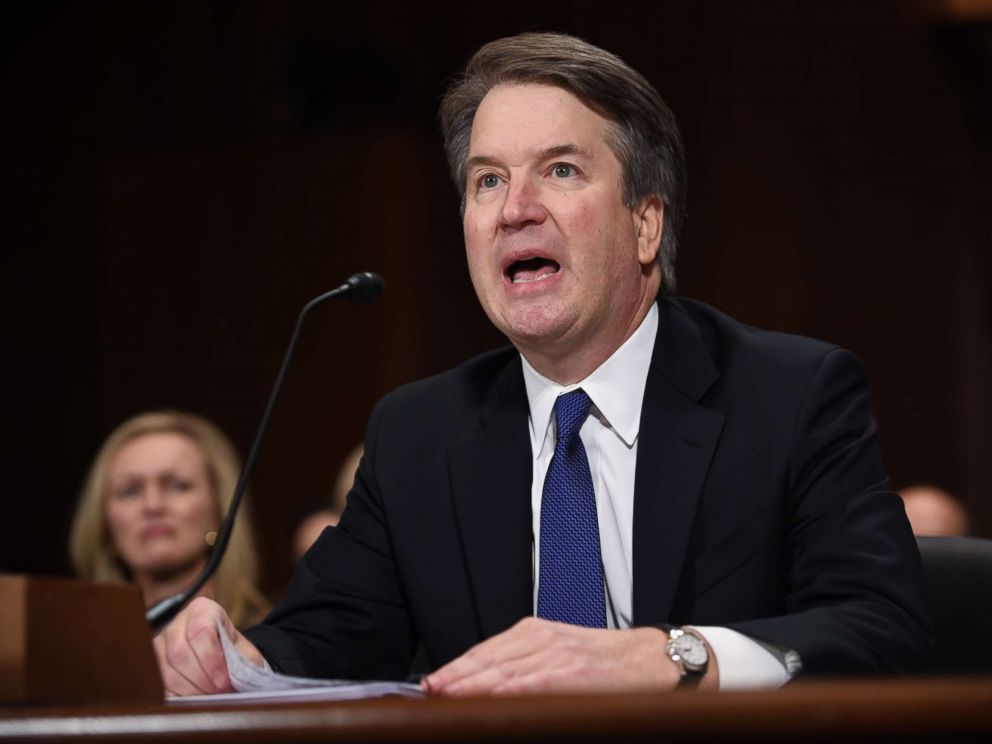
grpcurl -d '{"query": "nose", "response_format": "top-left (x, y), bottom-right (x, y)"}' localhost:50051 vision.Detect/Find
top-left (141, 485), bottom-right (166, 512)
top-left (499, 175), bottom-right (546, 229)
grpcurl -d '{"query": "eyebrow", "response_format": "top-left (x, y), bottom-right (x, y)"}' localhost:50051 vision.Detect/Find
top-left (465, 143), bottom-right (593, 171)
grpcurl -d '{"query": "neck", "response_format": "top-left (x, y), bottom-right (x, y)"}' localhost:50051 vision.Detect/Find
top-left (521, 289), bottom-right (658, 385)
top-left (135, 559), bottom-right (213, 608)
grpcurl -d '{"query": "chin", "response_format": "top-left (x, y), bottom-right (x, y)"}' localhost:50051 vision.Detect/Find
top-left (505, 323), bottom-right (571, 351)
top-left (138, 555), bottom-right (202, 580)
top-left (499, 304), bottom-right (574, 346)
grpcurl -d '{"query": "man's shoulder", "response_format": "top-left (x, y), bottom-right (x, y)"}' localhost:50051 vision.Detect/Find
top-left (660, 296), bottom-right (871, 409)
top-left (666, 296), bottom-right (847, 372)
top-left (371, 345), bottom-right (521, 430)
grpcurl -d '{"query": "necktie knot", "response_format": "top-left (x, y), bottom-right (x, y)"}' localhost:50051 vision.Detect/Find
top-left (554, 389), bottom-right (592, 443)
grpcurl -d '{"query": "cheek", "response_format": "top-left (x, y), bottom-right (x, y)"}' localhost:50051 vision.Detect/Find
top-left (567, 201), bottom-right (618, 262)
top-left (104, 502), bottom-right (136, 542)
top-left (463, 205), bottom-right (498, 250)
top-left (463, 228), bottom-right (486, 266)
top-left (180, 490), bottom-right (218, 531)
top-left (463, 241), bottom-right (494, 300)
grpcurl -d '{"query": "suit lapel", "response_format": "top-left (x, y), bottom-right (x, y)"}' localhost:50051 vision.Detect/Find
top-left (448, 356), bottom-right (534, 640)
top-left (633, 300), bottom-right (725, 625)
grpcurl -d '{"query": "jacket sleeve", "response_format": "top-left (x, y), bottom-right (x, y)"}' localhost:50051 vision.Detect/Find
top-left (243, 398), bottom-right (417, 681)
top-left (728, 348), bottom-right (934, 674)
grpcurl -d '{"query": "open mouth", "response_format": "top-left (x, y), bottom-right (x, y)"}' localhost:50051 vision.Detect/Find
top-left (505, 256), bottom-right (561, 284)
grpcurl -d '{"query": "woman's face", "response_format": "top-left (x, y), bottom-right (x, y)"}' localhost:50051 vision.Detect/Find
top-left (104, 432), bottom-right (218, 582)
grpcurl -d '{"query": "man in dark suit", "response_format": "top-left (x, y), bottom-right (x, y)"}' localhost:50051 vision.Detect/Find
top-left (154, 32), bottom-right (931, 696)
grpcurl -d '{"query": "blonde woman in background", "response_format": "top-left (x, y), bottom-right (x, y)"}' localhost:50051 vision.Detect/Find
top-left (70, 411), bottom-right (270, 628)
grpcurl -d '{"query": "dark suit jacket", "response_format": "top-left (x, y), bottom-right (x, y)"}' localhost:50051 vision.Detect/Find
top-left (246, 298), bottom-right (933, 680)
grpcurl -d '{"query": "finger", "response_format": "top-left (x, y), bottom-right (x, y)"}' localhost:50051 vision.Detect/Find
top-left (161, 598), bottom-right (237, 694)
top-left (154, 615), bottom-right (212, 695)
top-left (491, 657), bottom-right (593, 696)
top-left (427, 653), bottom-right (487, 695)
top-left (153, 633), bottom-right (189, 696)
top-left (445, 643), bottom-right (556, 696)
top-left (161, 615), bottom-right (217, 694)
top-left (186, 610), bottom-right (234, 692)
top-left (442, 660), bottom-right (527, 696)
top-left (161, 657), bottom-right (212, 697)
top-left (428, 619), bottom-right (552, 693)
top-left (427, 633), bottom-right (526, 691)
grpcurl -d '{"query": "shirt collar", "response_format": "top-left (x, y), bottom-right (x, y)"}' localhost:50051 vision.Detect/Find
top-left (521, 302), bottom-right (659, 458)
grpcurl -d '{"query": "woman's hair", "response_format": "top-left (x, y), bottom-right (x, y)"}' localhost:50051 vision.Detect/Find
top-left (69, 410), bottom-right (270, 627)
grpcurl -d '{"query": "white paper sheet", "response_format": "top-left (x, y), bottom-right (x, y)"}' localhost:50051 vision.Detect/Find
top-left (166, 619), bottom-right (424, 704)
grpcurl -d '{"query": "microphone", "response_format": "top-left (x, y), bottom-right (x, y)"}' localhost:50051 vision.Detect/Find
top-left (146, 272), bottom-right (385, 632)
top-left (344, 271), bottom-right (384, 302)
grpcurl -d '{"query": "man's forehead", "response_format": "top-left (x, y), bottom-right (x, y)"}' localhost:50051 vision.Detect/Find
top-left (468, 83), bottom-right (613, 159)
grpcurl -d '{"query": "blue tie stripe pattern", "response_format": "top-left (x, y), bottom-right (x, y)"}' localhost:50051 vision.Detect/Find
top-left (537, 389), bottom-right (607, 628)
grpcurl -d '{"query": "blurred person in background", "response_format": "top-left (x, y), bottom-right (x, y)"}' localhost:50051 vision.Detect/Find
top-left (899, 484), bottom-right (970, 537)
top-left (70, 410), bottom-right (270, 628)
top-left (291, 443), bottom-right (363, 563)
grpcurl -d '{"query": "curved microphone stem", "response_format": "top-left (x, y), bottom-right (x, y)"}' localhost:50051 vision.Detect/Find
top-left (146, 272), bottom-right (384, 632)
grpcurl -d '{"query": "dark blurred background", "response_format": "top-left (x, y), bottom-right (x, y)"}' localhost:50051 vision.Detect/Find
top-left (2, 0), bottom-right (990, 598)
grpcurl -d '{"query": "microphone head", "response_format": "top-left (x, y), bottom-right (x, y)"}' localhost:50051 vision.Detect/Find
top-left (345, 272), bottom-right (385, 302)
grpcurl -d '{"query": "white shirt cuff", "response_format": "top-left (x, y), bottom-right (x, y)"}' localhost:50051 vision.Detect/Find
top-left (692, 626), bottom-right (794, 691)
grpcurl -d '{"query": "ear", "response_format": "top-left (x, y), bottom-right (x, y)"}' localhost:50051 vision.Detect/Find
top-left (634, 196), bottom-right (664, 267)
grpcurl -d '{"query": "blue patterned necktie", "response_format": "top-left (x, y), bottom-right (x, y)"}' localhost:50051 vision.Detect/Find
top-left (537, 389), bottom-right (607, 627)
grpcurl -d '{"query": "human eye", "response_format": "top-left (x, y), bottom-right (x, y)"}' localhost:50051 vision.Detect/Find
top-left (113, 481), bottom-right (142, 499)
top-left (550, 163), bottom-right (577, 178)
top-left (477, 172), bottom-right (502, 190)
top-left (164, 475), bottom-right (193, 493)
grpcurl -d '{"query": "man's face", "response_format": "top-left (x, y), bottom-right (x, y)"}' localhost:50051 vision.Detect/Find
top-left (463, 83), bottom-right (661, 372)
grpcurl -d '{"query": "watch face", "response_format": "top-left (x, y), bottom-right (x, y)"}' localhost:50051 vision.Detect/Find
top-left (673, 634), bottom-right (708, 666)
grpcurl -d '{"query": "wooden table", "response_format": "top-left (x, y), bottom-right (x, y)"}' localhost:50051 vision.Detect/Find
top-left (1, 678), bottom-right (990, 742)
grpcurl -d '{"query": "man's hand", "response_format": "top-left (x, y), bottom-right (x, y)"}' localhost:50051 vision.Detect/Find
top-left (152, 596), bottom-right (265, 696)
top-left (423, 617), bottom-right (705, 696)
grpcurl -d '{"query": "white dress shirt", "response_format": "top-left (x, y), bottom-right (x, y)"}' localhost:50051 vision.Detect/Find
top-left (521, 303), bottom-right (791, 690)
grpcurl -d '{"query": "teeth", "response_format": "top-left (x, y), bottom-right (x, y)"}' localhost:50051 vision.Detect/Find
top-left (512, 271), bottom-right (556, 284)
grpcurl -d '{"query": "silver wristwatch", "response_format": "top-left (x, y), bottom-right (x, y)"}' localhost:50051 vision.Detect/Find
top-left (665, 627), bottom-right (709, 688)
